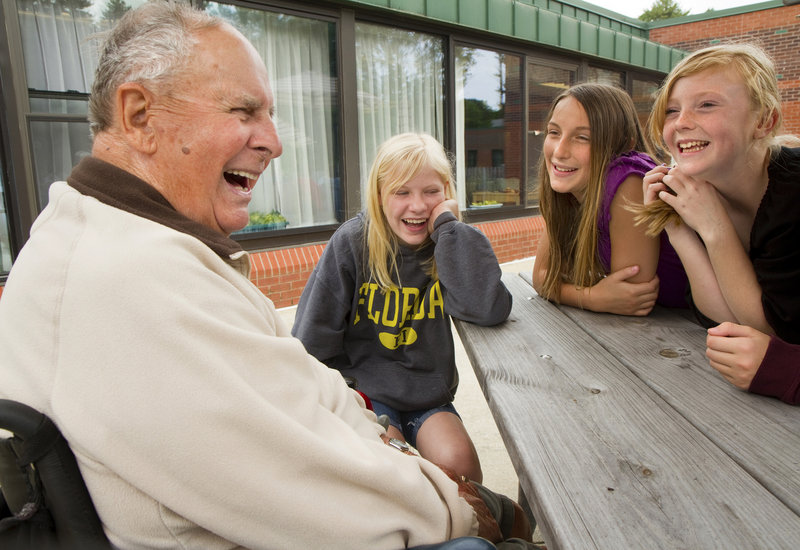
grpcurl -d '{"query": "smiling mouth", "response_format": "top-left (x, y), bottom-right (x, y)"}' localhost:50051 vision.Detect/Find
top-left (224, 170), bottom-right (259, 190)
top-left (678, 140), bottom-right (709, 153)
top-left (402, 218), bottom-right (426, 227)
top-left (552, 164), bottom-right (577, 174)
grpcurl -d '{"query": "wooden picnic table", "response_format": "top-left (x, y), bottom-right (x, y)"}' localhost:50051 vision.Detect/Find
top-left (453, 272), bottom-right (800, 549)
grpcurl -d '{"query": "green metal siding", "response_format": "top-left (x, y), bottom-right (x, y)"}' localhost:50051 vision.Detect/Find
top-left (538, 9), bottom-right (560, 46)
top-left (344, 0), bottom-right (686, 71)
top-left (580, 21), bottom-right (598, 56)
top-left (488, 0), bottom-right (514, 35)
top-left (427, 0), bottom-right (458, 21)
top-left (458, 0), bottom-right (487, 29)
top-left (513, 2), bottom-right (538, 42)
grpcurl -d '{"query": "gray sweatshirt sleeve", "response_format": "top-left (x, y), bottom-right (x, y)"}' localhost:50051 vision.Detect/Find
top-left (430, 211), bottom-right (512, 326)
top-left (291, 224), bottom-right (358, 369)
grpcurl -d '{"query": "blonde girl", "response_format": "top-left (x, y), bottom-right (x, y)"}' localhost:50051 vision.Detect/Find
top-left (638, 43), bottom-right (800, 403)
top-left (293, 133), bottom-right (512, 479)
top-left (533, 82), bottom-right (688, 315)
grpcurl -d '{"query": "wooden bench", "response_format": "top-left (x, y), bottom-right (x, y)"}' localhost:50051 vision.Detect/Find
top-left (454, 272), bottom-right (800, 549)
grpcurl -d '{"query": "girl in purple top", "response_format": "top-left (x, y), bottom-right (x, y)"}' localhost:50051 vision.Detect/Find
top-left (533, 83), bottom-right (688, 315)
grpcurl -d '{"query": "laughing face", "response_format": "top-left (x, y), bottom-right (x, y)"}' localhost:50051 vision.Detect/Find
top-left (662, 66), bottom-right (761, 182)
top-left (382, 165), bottom-right (448, 247)
top-left (147, 24), bottom-right (282, 235)
top-left (543, 96), bottom-right (592, 203)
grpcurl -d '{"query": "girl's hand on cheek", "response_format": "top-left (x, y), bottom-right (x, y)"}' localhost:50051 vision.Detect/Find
top-left (428, 199), bottom-right (459, 233)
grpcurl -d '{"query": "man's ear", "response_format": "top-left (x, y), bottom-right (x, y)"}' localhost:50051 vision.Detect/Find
top-left (117, 82), bottom-right (157, 154)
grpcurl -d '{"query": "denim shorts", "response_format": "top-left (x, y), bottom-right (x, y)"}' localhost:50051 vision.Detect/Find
top-left (370, 400), bottom-right (460, 449)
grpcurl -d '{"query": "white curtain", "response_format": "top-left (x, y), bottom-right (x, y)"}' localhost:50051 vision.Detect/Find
top-left (246, 12), bottom-right (338, 229)
top-left (17, 0), bottom-right (105, 94)
top-left (355, 23), bottom-right (445, 197)
top-left (16, 0), bottom-right (110, 209)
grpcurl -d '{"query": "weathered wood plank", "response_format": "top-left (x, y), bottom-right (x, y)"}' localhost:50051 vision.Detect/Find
top-left (454, 273), bottom-right (800, 550)
top-left (552, 284), bottom-right (800, 516)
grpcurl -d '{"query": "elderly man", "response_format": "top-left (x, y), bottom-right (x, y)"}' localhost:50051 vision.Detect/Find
top-left (0, 2), bottom-right (534, 548)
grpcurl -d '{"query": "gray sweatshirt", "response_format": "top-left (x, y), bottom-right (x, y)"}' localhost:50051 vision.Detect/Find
top-left (292, 211), bottom-right (512, 410)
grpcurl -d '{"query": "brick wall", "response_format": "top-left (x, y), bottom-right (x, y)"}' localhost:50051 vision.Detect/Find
top-left (0, 215), bottom-right (545, 309)
top-left (649, 3), bottom-right (800, 135)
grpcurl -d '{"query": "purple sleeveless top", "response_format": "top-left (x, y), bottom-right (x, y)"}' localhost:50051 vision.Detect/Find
top-left (597, 151), bottom-right (689, 308)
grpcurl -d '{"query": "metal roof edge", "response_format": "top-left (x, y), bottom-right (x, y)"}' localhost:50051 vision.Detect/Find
top-left (647, 1), bottom-right (787, 28)
top-left (342, 0), bottom-right (687, 72)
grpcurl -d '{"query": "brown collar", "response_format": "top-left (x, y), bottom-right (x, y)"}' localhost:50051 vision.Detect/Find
top-left (67, 156), bottom-right (244, 259)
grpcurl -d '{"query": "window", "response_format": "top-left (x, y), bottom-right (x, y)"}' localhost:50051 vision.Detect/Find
top-left (0, 75), bottom-right (11, 276)
top-left (526, 62), bottom-right (577, 205)
top-left (455, 46), bottom-right (522, 209)
top-left (16, 0), bottom-right (117, 211)
top-left (587, 66), bottom-right (624, 88)
top-left (491, 149), bottom-right (504, 168)
top-left (28, 98), bottom-right (92, 211)
top-left (632, 77), bottom-right (662, 134)
top-left (1, 162), bottom-right (10, 275)
top-left (15, 0), bottom-right (342, 235)
top-left (355, 22), bottom-right (445, 194)
top-left (208, 3), bottom-right (341, 233)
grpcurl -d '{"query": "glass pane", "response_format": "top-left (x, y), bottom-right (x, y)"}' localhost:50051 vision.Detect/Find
top-left (207, 3), bottom-right (342, 233)
top-left (16, 0), bottom-right (119, 94)
top-left (587, 66), bottom-right (624, 88)
top-left (29, 97), bottom-right (89, 116)
top-left (29, 120), bottom-right (92, 211)
top-left (356, 23), bottom-right (445, 197)
top-left (632, 77), bottom-right (661, 133)
top-left (455, 47), bottom-right (522, 211)
top-left (527, 63), bottom-right (577, 206)
top-left (1, 165), bottom-right (11, 275)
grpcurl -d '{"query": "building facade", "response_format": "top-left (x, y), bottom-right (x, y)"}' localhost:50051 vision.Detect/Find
top-left (2, 0), bottom-right (794, 307)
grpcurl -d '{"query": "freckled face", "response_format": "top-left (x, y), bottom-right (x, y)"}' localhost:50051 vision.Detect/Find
top-left (543, 96), bottom-right (592, 203)
top-left (382, 166), bottom-right (447, 247)
top-left (662, 67), bottom-right (761, 183)
top-left (148, 24), bottom-right (282, 235)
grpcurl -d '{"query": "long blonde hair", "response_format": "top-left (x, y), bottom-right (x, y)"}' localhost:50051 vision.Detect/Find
top-left (538, 83), bottom-right (661, 302)
top-left (635, 42), bottom-right (799, 235)
top-left (364, 133), bottom-right (457, 289)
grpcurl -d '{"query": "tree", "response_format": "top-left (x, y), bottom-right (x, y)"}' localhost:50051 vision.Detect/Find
top-left (639, 0), bottom-right (689, 22)
top-left (102, 0), bottom-right (130, 22)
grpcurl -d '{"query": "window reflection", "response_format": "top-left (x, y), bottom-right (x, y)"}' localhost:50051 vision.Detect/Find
top-left (526, 62), bottom-right (576, 205)
top-left (455, 47), bottom-right (521, 210)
